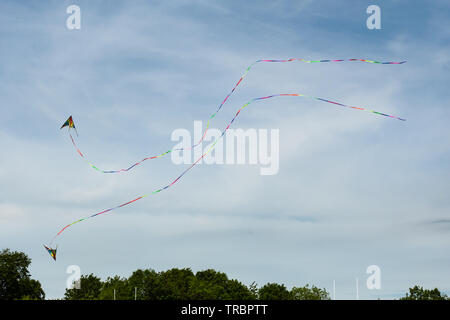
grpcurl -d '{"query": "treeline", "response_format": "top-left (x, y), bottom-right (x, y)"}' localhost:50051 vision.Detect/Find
top-left (64, 268), bottom-right (329, 300)
top-left (1, 249), bottom-right (449, 300)
top-left (0, 249), bottom-right (45, 300)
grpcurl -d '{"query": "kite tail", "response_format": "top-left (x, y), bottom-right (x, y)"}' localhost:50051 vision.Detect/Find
top-left (66, 58), bottom-right (406, 174)
top-left (49, 91), bottom-right (405, 245)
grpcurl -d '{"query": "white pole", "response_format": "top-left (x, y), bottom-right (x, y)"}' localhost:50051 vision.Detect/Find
top-left (135, 287), bottom-right (137, 300)
top-left (356, 278), bottom-right (359, 300)
top-left (114, 289), bottom-right (116, 300)
top-left (333, 280), bottom-right (336, 300)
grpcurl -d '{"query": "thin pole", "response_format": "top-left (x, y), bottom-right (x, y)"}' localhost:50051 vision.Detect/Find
top-left (114, 289), bottom-right (116, 300)
top-left (135, 287), bottom-right (137, 300)
top-left (333, 280), bottom-right (336, 300)
top-left (356, 278), bottom-right (359, 300)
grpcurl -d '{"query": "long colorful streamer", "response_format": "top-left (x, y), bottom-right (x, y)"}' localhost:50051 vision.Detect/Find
top-left (69, 58), bottom-right (407, 174)
top-left (49, 89), bottom-right (406, 245)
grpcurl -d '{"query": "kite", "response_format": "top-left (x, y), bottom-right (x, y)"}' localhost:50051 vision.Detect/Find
top-left (44, 245), bottom-right (57, 261)
top-left (46, 58), bottom-right (407, 259)
top-left (60, 115), bottom-right (78, 136)
top-left (63, 58), bottom-right (407, 174)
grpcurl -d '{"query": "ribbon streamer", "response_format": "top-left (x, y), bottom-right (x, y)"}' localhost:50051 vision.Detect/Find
top-left (69, 58), bottom-right (406, 174)
top-left (50, 89), bottom-right (406, 245)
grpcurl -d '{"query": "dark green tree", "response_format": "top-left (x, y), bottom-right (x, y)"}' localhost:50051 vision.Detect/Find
top-left (0, 249), bottom-right (45, 300)
top-left (158, 268), bottom-right (195, 299)
top-left (188, 269), bottom-right (229, 299)
top-left (128, 268), bottom-right (160, 300)
top-left (98, 276), bottom-right (131, 300)
top-left (64, 273), bottom-right (102, 300)
top-left (186, 269), bottom-right (253, 299)
top-left (223, 279), bottom-right (256, 300)
top-left (128, 268), bottom-right (256, 300)
top-left (400, 285), bottom-right (448, 300)
top-left (290, 284), bottom-right (330, 300)
top-left (258, 283), bottom-right (292, 300)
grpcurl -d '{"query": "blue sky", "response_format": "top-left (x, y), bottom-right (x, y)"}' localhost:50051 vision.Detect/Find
top-left (0, 0), bottom-right (449, 299)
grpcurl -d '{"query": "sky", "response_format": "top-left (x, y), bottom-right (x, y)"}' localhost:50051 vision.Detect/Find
top-left (0, 0), bottom-right (449, 299)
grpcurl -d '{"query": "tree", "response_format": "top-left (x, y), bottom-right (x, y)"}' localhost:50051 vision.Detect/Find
top-left (98, 276), bottom-right (131, 300)
top-left (128, 268), bottom-right (256, 300)
top-left (128, 268), bottom-right (160, 300)
top-left (64, 274), bottom-right (102, 300)
top-left (188, 269), bottom-right (226, 299)
top-left (158, 268), bottom-right (196, 299)
top-left (186, 269), bottom-right (254, 299)
top-left (0, 249), bottom-right (45, 300)
top-left (400, 285), bottom-right (448, 300)
top-left (258, 283), bottom-right (292, 300)
top-left (290, 284), bottom-right (330, 300)
top-left (224, 279), bottom-right (256, 300)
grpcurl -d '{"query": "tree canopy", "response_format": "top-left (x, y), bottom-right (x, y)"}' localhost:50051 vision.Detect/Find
top-left (0, 249), bottom-right (45, 300)
top-left (62, 268), bottom-right (334, 300)
top-left (2, 248), bottom-right (448, 301)
top-left (291, 284), bottom-right (330, 300)
top-left (258, 283), bottom-right (292, 300)
top-left (400, 285), bottom-right (448, 300)
top-left (64, 273), bottom-right (102, 300)
top-left (64, 268), bottom-right (257, 300)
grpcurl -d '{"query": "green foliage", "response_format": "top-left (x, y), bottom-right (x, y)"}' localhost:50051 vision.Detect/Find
top-left (64, 273), bottom-right (102, 300)
top-left (188, 269), bottom-right (255, 299)
top-left (400, 285), bottom-right (448, 300)
top-left (128, 268), bottom-right (160, 300)
top-left (290, 284), bottom-right (330, 300)
top-left (258, 283), bottom-right (292, 300)
top-left (0, 248), bottom-right (45, 300)
top-left (188, 269), bottom-right (228, 299)
top-left (98, 276), bottom-right (131, 300)
top-left (64, 268), bottom-right (257, 300)
top-left (158, 268), bottom-right (195, 299)
top-left (223, 279), bottom-right (256, 300)
top-left (3, 247), bottom-right (446, 301)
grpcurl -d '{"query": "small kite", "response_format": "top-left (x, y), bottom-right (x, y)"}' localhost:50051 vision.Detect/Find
top-left (43, 245), bottom-right (57, 261)
top-left (60, 115), bottom-right (78, 136)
